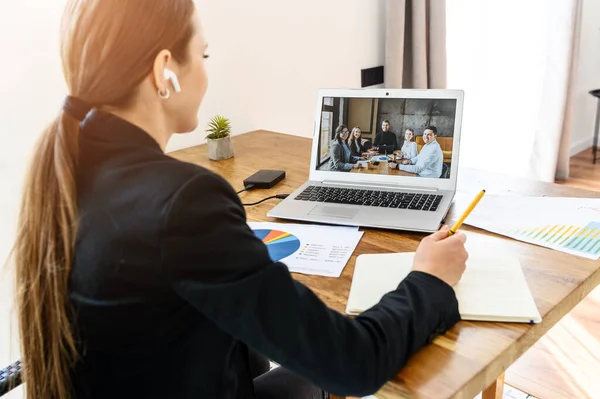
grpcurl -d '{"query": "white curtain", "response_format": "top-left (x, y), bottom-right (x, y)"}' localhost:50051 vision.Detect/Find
top-left (447, 0), bottom-right (582, 182)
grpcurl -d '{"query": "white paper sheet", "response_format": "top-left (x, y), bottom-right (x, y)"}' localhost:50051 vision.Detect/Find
top-left (248, 222), bottom-right (363, 277)
top-left (465, 196), bottom-right (600, 260)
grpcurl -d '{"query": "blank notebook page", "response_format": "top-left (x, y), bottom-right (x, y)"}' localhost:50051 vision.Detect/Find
top-left (346, 252), bottom-right (542, 323)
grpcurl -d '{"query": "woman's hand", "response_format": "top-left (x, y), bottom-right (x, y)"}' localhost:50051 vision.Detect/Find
top-left (412, 226), bottom-right (468, 287)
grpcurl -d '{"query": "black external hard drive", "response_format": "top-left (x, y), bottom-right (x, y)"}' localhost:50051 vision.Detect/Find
top-left (243, 170), bottom-right (286, 189)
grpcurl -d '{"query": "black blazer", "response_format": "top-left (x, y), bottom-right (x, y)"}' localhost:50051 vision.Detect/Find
top-left (69, 111), bottom-right (460, 399)
top-left (349, 139), bottom-right (367, 157)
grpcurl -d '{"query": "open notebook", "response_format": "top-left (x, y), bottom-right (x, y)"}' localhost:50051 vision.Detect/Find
top-left (346, 252), bottom-right (542, 323)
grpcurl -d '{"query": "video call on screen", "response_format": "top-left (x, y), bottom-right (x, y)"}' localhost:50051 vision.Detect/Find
top-left (317, 97), bottom-right (457, 179)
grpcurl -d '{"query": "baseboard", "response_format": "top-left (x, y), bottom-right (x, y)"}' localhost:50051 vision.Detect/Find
top-left (570, 137), bottom-right (594, 157)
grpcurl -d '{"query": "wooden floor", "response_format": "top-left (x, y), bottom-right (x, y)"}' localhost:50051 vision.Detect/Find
top-left (556, 148), bottom-right (600, 191)
top-left (503, 147), bottom-right (600, 399)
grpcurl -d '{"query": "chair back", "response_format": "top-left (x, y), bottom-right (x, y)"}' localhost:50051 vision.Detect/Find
top-left (0, 360), bottom-right (23, 396)
top-left (441, 163), bottom-right (449, 178)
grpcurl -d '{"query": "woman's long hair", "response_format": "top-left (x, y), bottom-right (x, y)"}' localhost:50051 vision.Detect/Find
top-left (333, 124), bottom-right (348, 144)
top-left (12, 1), bottom-right (195, 398)
top-left (347, 126), bottom-right (362, 147)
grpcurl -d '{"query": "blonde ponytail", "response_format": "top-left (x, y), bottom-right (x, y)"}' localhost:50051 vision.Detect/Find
top-left (15, 112), bottom-right (81, 398)
top-left (13, 0), bottom-right (196, 397)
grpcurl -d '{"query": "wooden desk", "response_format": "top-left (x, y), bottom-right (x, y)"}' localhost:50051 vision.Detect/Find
top-left (351, 160), bottom-right (416, 177)
top-left (170, 130), bottom-right (600, 399)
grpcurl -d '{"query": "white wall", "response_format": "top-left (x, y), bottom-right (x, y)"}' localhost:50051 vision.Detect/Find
top-left (168, 0), bottom-right (386, 151)
top-left (570, 0), bottom-right (600, 156)
top-left (0, 0), bottom-right (386, 383)
top-left (0, 2), bottom-right (67, 390)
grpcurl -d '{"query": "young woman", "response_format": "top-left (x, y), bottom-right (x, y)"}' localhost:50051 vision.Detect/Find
top-left (328, 125), bottom-right (361, 171)
top-left (12, 1), bottom-right (468, 398)
top-left (401, 128), bottom-right (418, 160)
top-left (347, 126), bottom-right (367, 158)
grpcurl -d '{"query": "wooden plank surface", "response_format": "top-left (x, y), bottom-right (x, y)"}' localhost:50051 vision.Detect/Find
top-left (349, 150), bottom-right (416, 176)
top-left (320, 149), bottom-right (416, 176)
top-left (556, 148), bottom-right (600, 192)
top-left (504, 148), bottom-right (600, 399)
top-left (350, 160), bottom-right (416, 176)
top-left (505, 282), bottom-right (600, 399)
top-left (170, 130), bottom-right (600, 399)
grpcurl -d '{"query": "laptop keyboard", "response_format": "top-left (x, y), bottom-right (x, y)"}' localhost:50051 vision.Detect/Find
top-left (295, 186), bottom-right (443, 211)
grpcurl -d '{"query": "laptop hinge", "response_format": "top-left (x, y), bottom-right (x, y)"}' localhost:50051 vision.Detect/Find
top-left (321, 180), bottom-right (439, 192)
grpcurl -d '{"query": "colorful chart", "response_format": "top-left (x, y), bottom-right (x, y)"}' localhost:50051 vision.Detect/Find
top-left (254, 229), bottom-right (302, 262)
top-left (505, 221), bottom-right (600, 256)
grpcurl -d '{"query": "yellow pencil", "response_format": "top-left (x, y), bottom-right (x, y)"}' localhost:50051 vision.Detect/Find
top-left (448, 190), bottom-right (486, 236)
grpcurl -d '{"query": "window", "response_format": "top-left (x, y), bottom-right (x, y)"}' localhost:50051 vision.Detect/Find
top-left (320, 111), bottom-right (333, 164)
top-left (446, 0), bottom-right (576, 180)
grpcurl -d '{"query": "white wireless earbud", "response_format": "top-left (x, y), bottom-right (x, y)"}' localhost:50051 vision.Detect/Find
top-left (164, 68), bottom-right (181, 93)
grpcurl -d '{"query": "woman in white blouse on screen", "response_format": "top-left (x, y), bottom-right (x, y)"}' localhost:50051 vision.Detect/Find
top-left (401, 128), bottom-right (418, 159)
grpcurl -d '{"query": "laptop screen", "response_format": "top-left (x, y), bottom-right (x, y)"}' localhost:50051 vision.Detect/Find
top-left (316, 96), bottom-right (458, 180)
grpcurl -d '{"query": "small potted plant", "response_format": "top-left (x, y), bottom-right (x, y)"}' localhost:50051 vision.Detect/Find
top-left (205, 115), bottom-right (234, 160)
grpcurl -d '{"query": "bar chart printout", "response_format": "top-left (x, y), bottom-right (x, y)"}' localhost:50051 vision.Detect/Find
top-left (502, 222), bottom-right (600, 259)
top-left (465, 196), bottom-right (600, 260)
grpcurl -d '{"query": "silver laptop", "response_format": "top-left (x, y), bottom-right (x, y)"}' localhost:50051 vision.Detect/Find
top-left (268, 88), bottom-right (464, 232)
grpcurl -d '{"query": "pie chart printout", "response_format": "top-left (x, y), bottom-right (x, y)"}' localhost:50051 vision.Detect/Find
top-left (248, 222), bottom-right (364, 277)
top-left (253, 229), bottom-right (301, 262)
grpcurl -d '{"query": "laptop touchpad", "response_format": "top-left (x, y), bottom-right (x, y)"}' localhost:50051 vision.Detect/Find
top-left (309, 206), bottom-right (359, 219)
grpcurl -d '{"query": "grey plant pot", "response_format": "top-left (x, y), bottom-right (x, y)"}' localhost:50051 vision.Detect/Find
top-left (207, 136), bottom-right (234, 160)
